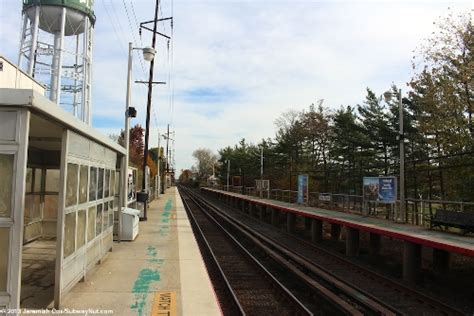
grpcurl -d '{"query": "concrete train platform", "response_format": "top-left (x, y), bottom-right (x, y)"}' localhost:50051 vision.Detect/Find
top-left (203, 188), bottom-right (474, 257)
top-left (202, 187), bottom-right (474, 283)
top-left (59, 187), bottom-right (221, 316)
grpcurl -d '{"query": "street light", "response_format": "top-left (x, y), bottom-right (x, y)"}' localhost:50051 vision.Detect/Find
top-left (142, 47), bottom-right (156, 62)
top-left (124, 42), bottom-right (155, 223)
top-left (384, 88), bottom-right (405, 223)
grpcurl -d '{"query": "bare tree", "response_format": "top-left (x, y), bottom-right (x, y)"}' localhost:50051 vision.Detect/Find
top-left (192, 148), bottom-right (219, 182)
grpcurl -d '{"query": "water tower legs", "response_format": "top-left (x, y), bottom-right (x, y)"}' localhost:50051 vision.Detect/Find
top-left (50, 7), bottom-right (67, 104)
top-left (82, 16), bottom-right (93, 125)
top-left (27, 6), bottom-right (40, 75)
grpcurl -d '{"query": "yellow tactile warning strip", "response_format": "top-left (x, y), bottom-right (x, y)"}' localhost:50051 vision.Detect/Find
top-left (151, 291), bottom-right (177, 316)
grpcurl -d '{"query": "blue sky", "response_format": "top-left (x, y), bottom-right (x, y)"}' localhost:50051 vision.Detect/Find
top-left (0, 0), bottom-right (471, 173)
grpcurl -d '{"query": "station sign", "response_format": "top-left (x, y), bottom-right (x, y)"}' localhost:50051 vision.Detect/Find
top-left (363, 176), bottom-right (397, 204)
top-left (319, 193), bottom-right (332, 202)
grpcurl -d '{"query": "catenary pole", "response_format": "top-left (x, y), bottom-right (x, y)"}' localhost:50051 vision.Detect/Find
top-left (142, 0), bottom-right (160, 221)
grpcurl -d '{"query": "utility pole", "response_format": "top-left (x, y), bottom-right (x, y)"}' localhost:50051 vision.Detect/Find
top-left (156, 130), bottom-right (161, 198)
top-left (140, 0), bottom-right (159, 221)
top-left (226, 160), bottom-right (230, 191)
top-left (383, 88), bottom-right (405, 223)
top-left (260, 146), bottom-right (264, 197)
top-left (139, 0), bottom-right (172, 220)
top-left (165, 124), bottom-right (170, 188)
top-left (161, 124), bottom-right (175, 191)
top-left (398, 88), bottom-right (406, 223)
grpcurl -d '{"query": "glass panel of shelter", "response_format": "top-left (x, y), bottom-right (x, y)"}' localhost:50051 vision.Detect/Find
top-left (0, 153), bottom-right (14, 294)
top-left (23, 166), bottom-right (60, 239)
top-left (62, 158), bottom-right (117, 259)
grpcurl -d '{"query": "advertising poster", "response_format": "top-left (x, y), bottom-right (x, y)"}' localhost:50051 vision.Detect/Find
top-left (363, 176), bottom-right (397, 204)
top-left (127, 168), bottom-right (137, 202)
top-left (297, 174), bottom-right (309, 204)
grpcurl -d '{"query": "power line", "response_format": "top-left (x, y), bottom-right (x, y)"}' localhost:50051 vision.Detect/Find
top-left (100, 0), bottom-right (128, 58)
top-left (129, 0), bottom-right (144, 47)
top-left (121, 0), bottom-right (147, 76)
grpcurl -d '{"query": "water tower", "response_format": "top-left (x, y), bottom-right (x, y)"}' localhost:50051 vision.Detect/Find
top-left (18, 0), bottom-right (96, 125)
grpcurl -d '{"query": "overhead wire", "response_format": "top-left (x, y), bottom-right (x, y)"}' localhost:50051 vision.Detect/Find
top-left (100, 0), bottom-right (128, 58)
top-left (103, 0), bottom-right (171, 151)
top-left (119, 0), bottom-right (158, 137)
top-left (100, 0), bottom-right (154, 142)
top-left (121, 0), bottom-right (147, 76)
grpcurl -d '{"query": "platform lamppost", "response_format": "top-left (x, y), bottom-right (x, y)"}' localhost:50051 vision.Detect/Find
top-left (260, 146), bottom-right (264, 197)
top-left (384, 88), bottom-right (405, 223)
top-left (123, 42), bottom-right (155, 223)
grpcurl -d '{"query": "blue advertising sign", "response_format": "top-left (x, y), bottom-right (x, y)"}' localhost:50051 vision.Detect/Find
top-left (297, 174), bottom-right (308, 204)
top-left (363, 176), bottom-right (397, 204)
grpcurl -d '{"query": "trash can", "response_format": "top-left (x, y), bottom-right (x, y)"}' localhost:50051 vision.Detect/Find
top-left (121, 207), bottom-right (140, 241)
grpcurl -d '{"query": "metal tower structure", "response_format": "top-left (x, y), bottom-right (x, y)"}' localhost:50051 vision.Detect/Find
top-left (18, 0), bottom-right (95, 125)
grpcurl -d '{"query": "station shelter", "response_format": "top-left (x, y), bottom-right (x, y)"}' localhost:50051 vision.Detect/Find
top-left (0, 57), bottom-right (126, 309)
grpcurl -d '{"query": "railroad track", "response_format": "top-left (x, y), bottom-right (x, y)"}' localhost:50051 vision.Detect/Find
top-left (179, 186), bottom-right (312, 315)
top-left (179, 186), bottom-right (402, 315)
top-left (196, 187), bottom-right (466, 316)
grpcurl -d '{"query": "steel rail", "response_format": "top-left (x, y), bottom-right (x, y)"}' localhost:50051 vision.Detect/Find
top-left (180, 192), bottom-right (245, 315)
top-left (184, 186), bottom-right (395, 316)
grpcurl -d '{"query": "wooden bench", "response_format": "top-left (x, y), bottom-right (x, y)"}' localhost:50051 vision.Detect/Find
top-left (430, 209), bottom-right (474, 235)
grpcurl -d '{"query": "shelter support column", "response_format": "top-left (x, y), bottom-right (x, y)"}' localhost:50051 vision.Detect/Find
top-left (237, 198), bottom-right (243, 210)
top-left (345, 227), bottom-right (360, 257)
top-left (369, 233), bottom-right (381, 256)
top-left (304, 217), bottom-right (311, 230)
top-left (259, 204), bottom-right (265, 221)
top-left (403, 241), bottom-right (422, 283)
top-left (271, 208), bottom-right (279, 227)
top-left (311, 218), bottom-right (323, 242)
top-left (250, 203), bottom-right (257, 217)
top-left (433, 249), bottom-right (450, 274)
top-left (331, 223), bottom-right (341, 240)
top-left (287, 212), bottom-right (296, 234)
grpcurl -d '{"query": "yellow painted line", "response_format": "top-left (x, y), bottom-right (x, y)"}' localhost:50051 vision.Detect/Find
top-left (151, 291), bottom-right (177, 316)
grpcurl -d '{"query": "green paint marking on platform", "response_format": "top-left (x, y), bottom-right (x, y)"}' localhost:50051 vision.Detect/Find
top-left (131, 268), bottom-right (160, 316)
top-left (147, 245), bottom-right (157, 258)
top-left (161, 198), bottom-right (173, 224)
top-left (131, 246), bottom-right (166, 315)
top-left (147, 246), bottom-right (165, 265)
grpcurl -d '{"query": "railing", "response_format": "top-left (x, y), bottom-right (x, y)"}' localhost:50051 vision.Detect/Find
top-left (308, 192), bottom-right (364, 213)
top-left (245, 187), bottom-right (256, 196)
top-left (404, 198), bottom-right (474, 226)
top-left (270, 189), bottom-right (299, 203)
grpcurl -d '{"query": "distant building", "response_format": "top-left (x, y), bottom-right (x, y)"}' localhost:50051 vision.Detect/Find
top-left (207, 174), bottom-right (219, 187)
